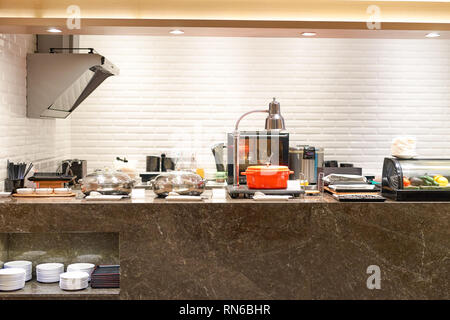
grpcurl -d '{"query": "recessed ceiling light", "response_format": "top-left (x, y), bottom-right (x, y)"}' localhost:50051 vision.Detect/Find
top-left (425, 32), bottom-right (440, 38)
top-left (47, 28), bottom-right (62, 33)
top-left (169, 29), bottom-right (184, 35)
top-left (301, 32), bottom-right (317, 37)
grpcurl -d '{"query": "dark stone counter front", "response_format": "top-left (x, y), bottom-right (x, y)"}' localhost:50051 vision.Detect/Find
top-left (0, 193), bottom-right (448, 299)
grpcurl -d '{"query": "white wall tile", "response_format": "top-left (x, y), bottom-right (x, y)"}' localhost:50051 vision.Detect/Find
top-left (0, 34), bottom-right (71, 190)
top-left (67, 36), bottom-right (450, 177)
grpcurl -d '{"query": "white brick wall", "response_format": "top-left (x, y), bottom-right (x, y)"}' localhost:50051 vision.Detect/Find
top-left (71, 35), bottom-right (450, 177)
top-left (0, 34), bottom-right (71, 190)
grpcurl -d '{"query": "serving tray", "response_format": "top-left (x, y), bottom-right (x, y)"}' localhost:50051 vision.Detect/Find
top-left (91, 265), bottom-right (120, 289)
top-left (324, 186), bottom-right (379, 196)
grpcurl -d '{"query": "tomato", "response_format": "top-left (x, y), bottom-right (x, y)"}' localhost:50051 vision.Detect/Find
top-left (403, 177), bottom-right (411, 187)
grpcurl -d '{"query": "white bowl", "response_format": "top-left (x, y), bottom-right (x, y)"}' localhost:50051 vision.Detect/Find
top-left (0, 192), bottom-right (11, 197)
top-left (35, 188), bottom-right (53, 194)
top-left (54, 188), bottom-right (71, 194)
top-left (16, 188), bottom-right (34, 194)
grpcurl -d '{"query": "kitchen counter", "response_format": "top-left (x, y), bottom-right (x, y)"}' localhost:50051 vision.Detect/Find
top-left (0, 190), bottom-right (448, 299)
top-left (0, 189), bottom-right (335, 204)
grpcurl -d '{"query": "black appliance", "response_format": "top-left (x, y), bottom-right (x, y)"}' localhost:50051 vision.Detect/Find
top-left (61, 159), bottom-right (87, 185)
top-left (382, 157), bottom-right (450, 201)
top-left (145, 154), bottom-right (175, 172)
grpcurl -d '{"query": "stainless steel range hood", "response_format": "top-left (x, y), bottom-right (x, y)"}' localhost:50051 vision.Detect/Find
top-left (27, 35), bottom-right (119, 119)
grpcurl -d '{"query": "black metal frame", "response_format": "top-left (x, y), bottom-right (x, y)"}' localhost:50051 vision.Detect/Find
top-left (49, 48), bottom-right (95, 54)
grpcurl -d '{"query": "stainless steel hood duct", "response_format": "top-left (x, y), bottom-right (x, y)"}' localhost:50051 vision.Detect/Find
top-left (27, 35), bottom-right (119, 119)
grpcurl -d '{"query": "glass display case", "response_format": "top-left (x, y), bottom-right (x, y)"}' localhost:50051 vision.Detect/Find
top-left (227, 130), bottom-right (289, 185)
top-left (382, 157), bottom-right (450, 201)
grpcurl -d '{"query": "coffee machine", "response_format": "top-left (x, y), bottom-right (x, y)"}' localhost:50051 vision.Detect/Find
top-left (288, 145), bottom-right (324, 184)
top-left (61, 159), bottom-right (87, 185)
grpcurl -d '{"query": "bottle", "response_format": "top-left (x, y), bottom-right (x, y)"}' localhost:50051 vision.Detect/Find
top-left (190, 153), bottom-right (205, 179)
top-left (189, 153), bottom-right (197, 171)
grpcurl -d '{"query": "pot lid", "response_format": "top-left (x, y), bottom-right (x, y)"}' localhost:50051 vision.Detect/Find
top-left (85, 169), bottom-right (132, 184)
top-left (246, 165), bottom-right (290, 172)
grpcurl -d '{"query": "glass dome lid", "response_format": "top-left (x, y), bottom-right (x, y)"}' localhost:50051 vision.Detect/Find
top-left (84, 169), bottom-right (132, 184)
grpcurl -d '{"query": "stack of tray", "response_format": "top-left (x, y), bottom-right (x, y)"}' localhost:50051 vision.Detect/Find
top-left (90, 265), bottom-right (120, 289)
top-left (28, 172), bottom-right (75, 189)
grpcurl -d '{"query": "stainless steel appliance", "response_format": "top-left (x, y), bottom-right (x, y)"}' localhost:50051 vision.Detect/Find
top-left (61, 159), bottom-right (87, 185)
top-left (161, 154), bottom-right (175, 172)
top-left (211, 143), bottom-right (226, 172)
top-left (288, 145), bottom-right (324, 184)
top-left (27, 35), bottom-right (119, 119)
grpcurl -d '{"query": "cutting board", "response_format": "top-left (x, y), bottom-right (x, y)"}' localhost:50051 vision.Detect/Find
top-left (12, 192), bottom-right (76, 198)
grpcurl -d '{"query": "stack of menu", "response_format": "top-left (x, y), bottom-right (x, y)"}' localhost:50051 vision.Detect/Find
top-left (90, 265), bottom-right (120, 288)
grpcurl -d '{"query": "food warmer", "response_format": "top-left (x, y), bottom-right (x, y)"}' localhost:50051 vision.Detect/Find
top-left (382, 157), bottom-right (450, 201)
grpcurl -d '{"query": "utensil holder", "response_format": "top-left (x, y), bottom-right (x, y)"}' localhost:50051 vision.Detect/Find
top-left (5, 179), bottom-right (24, 193)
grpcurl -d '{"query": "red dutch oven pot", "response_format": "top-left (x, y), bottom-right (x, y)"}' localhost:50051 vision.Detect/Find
top-left (242, 165), bottom-right (294, 189)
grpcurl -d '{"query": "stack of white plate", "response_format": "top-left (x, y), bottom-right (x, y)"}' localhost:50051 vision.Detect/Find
top-left (36, 263), bottom-right (64, 283)
top-left (59, 271), bottom-right (89, 291)
top-left (0, 268), bottom-right (26, 291)
top-left (4, 261), bottom-right (32, 281)
top-left (67, 263), bottom-right (95, 281)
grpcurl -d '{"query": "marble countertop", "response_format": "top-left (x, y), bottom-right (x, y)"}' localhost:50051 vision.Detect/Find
top-left (0, 189), bottom-right (338, 205)
top-left (0, 188), bottom-right (448, 299)
top-left (2, 189), bottom-right (449, 205)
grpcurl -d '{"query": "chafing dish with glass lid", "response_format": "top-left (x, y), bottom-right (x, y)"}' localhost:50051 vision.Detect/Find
top-left (80, 169), bottom-right (135, 195)
top-left (151, 171), bottom-right (205, 198)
